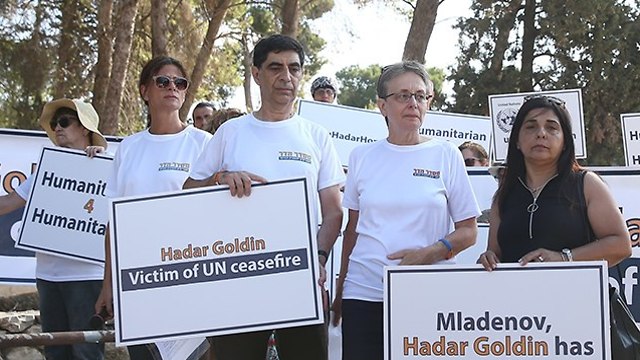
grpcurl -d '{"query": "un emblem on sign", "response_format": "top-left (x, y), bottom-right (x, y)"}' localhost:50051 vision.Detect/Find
top-left (496, 108), bottom-right (518, 133)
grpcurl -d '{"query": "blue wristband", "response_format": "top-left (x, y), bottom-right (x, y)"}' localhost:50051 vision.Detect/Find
top-left (438, 238), bottom-right (454, 259)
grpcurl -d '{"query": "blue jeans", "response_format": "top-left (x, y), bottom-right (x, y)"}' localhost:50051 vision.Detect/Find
top-left (37, 279), bottom-right (104, 360)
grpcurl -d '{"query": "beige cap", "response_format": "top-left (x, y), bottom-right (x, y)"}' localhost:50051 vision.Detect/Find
top-left (39, 98), bottom-right (108, 149)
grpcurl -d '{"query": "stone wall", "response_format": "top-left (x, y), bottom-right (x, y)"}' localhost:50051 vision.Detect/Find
top-left (0, 289), bottom-right (128, 360)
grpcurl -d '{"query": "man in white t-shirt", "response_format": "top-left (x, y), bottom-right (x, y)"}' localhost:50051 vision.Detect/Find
top-left (0, 99), bottom-right (108, 360)
top-left (184, 34), bottom-right (344, 360)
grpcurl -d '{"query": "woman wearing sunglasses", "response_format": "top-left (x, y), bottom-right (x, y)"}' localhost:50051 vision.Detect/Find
top-left (0, 98), bottom-right (108, 360)
top-left (94, 56), bottom-right (212, 359)
top-left (477, 95), bottom-right (630, 269)
top-left (458, 141), bottom-right (489, 167)
top-left (332, 61), bottom-right (480, 360)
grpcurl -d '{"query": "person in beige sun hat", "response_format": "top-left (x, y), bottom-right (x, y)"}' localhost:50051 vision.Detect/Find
top-left (39, 98), bottom-right (108, 149)
top-left (0, 97), bottom-right (108, 359)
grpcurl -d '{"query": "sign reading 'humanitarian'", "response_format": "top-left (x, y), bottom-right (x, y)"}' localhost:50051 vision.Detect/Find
top-left (16, 146), bottom-right (113, 263)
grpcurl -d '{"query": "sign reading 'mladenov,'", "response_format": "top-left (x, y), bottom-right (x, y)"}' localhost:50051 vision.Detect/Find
top-left (109, 178), bottom-right (324, 346)
top-left (384, 262), bottom-right (610, 360)
top-left (16, 146), bottom-right (113, 263)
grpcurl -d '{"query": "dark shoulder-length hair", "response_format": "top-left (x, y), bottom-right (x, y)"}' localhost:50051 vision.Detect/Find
top-left (495, 95), bottom-right (582, 212)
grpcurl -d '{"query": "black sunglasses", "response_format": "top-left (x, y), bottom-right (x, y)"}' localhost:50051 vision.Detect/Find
top-left (49, 116), bottom-right (78, 130)
top-left (523, 94), bottom-right (566, 107)
top-left (464, 157), bottom-right (479, 166)
top-left (152, 75), bottom-right (189, 91)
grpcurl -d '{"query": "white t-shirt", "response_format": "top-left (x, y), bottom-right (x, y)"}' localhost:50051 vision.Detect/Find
top-left (189, 113), bottom-right (345, 221)
top-left (16, 175), bottom-right (104, 281)
top-left (107, 126), bottom-right (212, 198)
top-left (342, 138), bottom-right (481, 301)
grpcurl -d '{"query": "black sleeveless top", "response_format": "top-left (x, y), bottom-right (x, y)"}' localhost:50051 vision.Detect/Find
top-left (497, 171), bottom-right (590, 262)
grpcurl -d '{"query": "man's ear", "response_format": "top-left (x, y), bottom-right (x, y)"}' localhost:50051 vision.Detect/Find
top-left (377, 98), bottom-right (387, 118)
top-left (251, 66), bottom-right (261, 86)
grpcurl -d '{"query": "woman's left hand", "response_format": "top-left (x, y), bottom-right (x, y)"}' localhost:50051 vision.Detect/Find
top-left (519, 248), bottom-right (564, 265)
top-left (388, 247), bottom-right (435, 265)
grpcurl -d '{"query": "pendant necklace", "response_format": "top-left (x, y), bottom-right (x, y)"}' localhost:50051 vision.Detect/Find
top-left (518, 173), bottom-right (558, 239)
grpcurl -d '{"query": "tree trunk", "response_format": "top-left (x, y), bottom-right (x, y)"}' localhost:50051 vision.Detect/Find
top-left (150, 0), bottom-right (168, 57)
top-left (53, 1), bottom-right (75, 98)
top-left (180, 0), bottom-right (232, 121)
top-left (280, 0), bottom-right (300, 38)
top-left (92, 0), bottom-right (114, 118)
top-left (100, 0), bottom-right (139, 135)
top-left (242, 32), bottom-right (253, 112)
top-left (519, 0), bottom-right (536, 91)
top-left (402, 0), bottom-right (438, 63)
top-left (489, 0), bottom-right (522, 81)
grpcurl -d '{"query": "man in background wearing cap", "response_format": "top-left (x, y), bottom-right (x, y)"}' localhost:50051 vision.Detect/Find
top-left (0, 99), bottom-right (107, 360)
top-left (311, 76), bottom-right (339, 103)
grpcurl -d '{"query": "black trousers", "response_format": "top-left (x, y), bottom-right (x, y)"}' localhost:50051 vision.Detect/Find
top-left (342, 299), bottom-right (383, 360)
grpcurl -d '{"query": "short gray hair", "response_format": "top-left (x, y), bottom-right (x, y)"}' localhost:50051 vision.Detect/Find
top-left (376, 61), bottom-right (433, 98)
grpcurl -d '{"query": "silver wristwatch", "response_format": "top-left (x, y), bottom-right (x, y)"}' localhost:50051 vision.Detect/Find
top-left (562, 248), bottom-right (573, 262)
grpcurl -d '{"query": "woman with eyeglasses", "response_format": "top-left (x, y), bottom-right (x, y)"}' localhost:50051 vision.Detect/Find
top-left (94, 56), bottom-right (212, 359)
top-left (477, 95), bottom-right (630, 270)
top-left (332, 61), bottom-right (480, 360)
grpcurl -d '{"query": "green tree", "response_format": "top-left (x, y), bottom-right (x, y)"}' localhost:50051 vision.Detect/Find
top-left (449, 0), bottom-right (640, 164)
top-left (336, 64), bottom-right (445, 110)
top-left (336, 64), bottom-right (381, 109)
top-left (0, 1), bottom-right (56, 130)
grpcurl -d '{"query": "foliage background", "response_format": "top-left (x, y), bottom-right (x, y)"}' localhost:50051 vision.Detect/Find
top-left (0, 0), bottom-right (638, 165)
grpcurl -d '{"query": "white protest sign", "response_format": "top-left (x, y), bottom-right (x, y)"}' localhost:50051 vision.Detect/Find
top-left (621, 113), bottom-right (640, 167)
top-left (109, 178), bottom-right (324, 346)
top-left (384, 262), bottom-right (610, 360)
top-left (0, 129), bottom-right (120, 284)
top-left (297, 100), bottom-right (491, 167)
top-left (460, 167), bottom-right (640, 324)
top-left (488, 89), bottom-right (586, 162)
top-left (15, 147), bottom-right (112, 263)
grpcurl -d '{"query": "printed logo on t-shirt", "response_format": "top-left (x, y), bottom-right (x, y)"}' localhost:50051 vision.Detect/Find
top-left (278, 151), bottom-right (312, 164)
top-left (158, 162), bottom-right (190, 172)
top-left (413, 168), bottom-right (440, 179)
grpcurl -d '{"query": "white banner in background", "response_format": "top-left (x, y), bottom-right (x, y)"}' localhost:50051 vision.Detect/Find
top-left (620, 113), bottom-right (640, 167)
top-left (298, 100), bottom-right (491, 167)
top-left (0, 128), bottom-right (120, 284)
top-left (488, 89), bottom-right (586, 162)
top-left (109, 178), bottom-right (323, 346)
top-left (15, 147), bottom-right (112, 263)
top-left (384, 262), bottom-right (610, 360)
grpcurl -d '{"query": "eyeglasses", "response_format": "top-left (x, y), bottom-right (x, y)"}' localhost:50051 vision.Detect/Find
top-left (523, 94), bottom-right (566, 107)
top-left (152, 75), bottom-right (189, 91)
top-left (381, 91), bottom-right (433, 104)
top-left (464, 158), bottom-right (480, 166)
top-left (49, 116), bottom-right (79, 130)
top-left (314, 88), bottom-right (335, 96)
